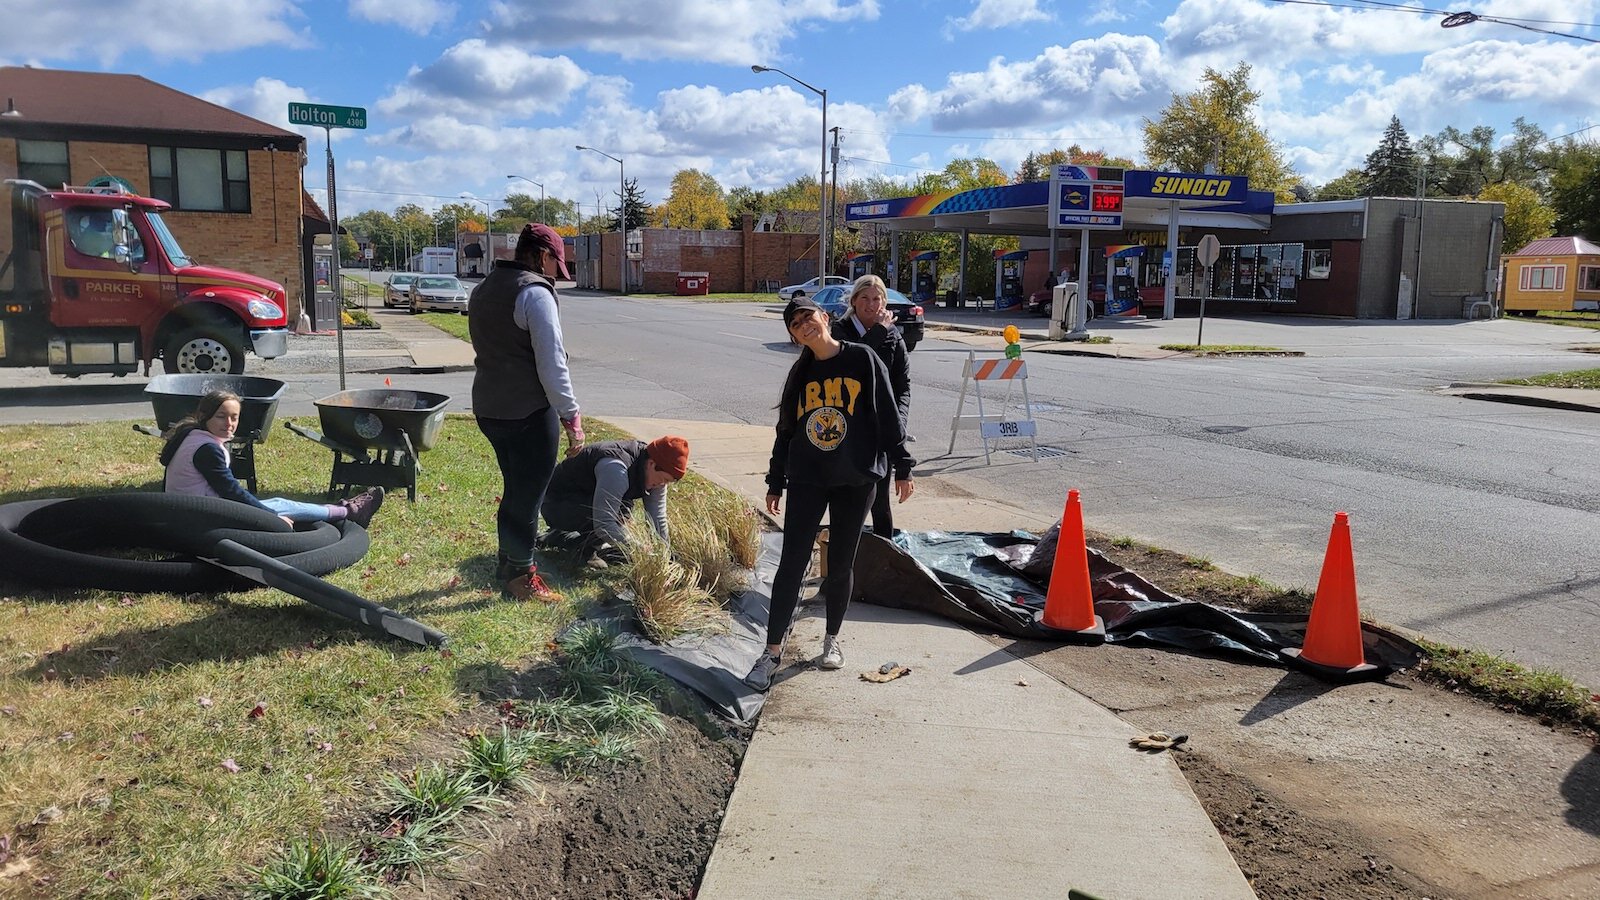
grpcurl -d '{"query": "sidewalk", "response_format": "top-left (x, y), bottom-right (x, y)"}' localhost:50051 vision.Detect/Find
top-left (608, 418), bottom-right (1253, 900)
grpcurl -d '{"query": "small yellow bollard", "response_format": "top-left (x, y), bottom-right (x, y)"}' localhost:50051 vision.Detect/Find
top-left (816, 527), bottom-right (830, 578)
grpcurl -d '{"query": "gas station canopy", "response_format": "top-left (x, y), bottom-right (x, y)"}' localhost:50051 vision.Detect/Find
top-left (844, 168), bottom-right (1275, 236)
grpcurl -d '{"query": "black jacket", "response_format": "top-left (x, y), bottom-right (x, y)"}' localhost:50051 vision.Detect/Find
top-left (832, 315), bottom-right (911, 429)
top-left (766, 343), bottom-right (914, 495)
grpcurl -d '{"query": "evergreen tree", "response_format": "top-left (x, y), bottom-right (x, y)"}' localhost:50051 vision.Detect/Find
top-left (1548, 141), bottom-right (1600, 241)
top-left (608, 178), bottom-right (651, 231)
top-left (1362, 116), bottom-right (1420, 197)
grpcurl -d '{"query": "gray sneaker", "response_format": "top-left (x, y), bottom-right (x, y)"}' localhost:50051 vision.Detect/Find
top-left (745, 653), bottom-right (782, 691)
top-left (818, 635), bottom-right (844, 670)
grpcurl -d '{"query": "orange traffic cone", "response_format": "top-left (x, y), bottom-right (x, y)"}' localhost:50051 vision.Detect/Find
top-left (1037, 489), bottom-right (1105, 642)
top-left (1282, 512), bottom-right (1379, 680)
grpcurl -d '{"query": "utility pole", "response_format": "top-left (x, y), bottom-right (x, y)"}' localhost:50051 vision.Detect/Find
top-left (830, 126), bottom-right (842, 279)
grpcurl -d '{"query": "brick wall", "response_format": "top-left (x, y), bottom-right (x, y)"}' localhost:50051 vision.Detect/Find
top-left (1, 139), bottom-right (303, 318)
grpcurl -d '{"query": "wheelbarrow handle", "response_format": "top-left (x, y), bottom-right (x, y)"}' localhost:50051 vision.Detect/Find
top-left (284, 421), bottom-right (368, 460)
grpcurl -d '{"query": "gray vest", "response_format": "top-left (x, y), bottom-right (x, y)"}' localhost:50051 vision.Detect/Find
top-left (469, 261), bottom-right (557, 420)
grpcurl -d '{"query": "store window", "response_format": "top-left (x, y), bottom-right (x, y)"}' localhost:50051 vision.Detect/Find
top-left (1519, 264), bottom-right (1564, 291)
top-left (1306, 248), bottom-right (1332, 280)
top-left (148, 146), bottom-right (251, 213)
top-left (17, 140), bottom-right (70, 188)
top-left (1578, 265), bottom-right (1600, 291)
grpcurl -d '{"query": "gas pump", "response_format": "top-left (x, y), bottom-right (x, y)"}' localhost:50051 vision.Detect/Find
top-left (909, 249), bottom-right (939, 305)
top-left (845, 252), bottom-right (874, 281)
top-left (993, 249), bottom-right (1029, 311)
top-left (1103, 245), bottom-right (1145, 317)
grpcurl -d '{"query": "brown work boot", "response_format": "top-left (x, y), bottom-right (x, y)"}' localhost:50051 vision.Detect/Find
top-left (341, 487), bottom-right (385, 529)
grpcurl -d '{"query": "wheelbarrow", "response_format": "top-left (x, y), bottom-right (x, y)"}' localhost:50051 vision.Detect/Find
top-left (136, 373), bottom-right (287, 494)
top-left (285, 388), bottom-right (451, 502)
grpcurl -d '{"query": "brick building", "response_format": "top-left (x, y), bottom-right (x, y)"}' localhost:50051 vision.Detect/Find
top-left (0, 67), bottom-right (308, 319)
top-left (570, 214), bottom-right (818, 293)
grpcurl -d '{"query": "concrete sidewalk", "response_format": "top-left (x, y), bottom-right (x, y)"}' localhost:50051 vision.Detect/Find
top-left (608, 418), bottom-right (1253, 900)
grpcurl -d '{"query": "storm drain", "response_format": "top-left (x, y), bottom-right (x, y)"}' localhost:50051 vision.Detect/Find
top-left (1005, 446), bottom-right (1071, 459)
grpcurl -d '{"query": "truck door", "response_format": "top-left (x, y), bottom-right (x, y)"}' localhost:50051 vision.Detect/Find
top-left (48, 206), bottom-right (164, 328)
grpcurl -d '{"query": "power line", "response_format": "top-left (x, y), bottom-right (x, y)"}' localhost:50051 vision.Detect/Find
top-left (1264, 0), bottom-right (1600, 41)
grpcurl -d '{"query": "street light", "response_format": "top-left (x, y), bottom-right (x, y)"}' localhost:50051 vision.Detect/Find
top-left (459, 193), bottom-right (493, 276)
top-left (506, 174), bottom-right (545, 224)
top-left (575, 145), bottom-right (626, 295)
top-left (752, 64), bottom-right (827, 282)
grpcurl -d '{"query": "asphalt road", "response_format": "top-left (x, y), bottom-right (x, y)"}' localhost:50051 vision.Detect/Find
top-left (3, 296), bottom-right (1597, 687)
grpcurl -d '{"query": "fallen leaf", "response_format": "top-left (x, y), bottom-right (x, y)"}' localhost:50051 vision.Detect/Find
top-left (42, 669), bottom-right (56, 682)
top-left (118, 596), bottom-right (133, 606)
top-left (247, 702), bottom-right (267, 719)
top-left (219, 759), bottom-right (240, 774)
top-left (0, 706), bottom-right (15, 716)
top-left (130, 733), bottom-right (148, 744)
top-left (1016, 679), bottom-right (1029, 687)
top-left (304, 774), bottom-right (315, 783)
top-left (439, 648), bottom-right (454, 659)
top-left (316, 742), bottom-right (333, 753)
top-left (396, 552), bottom-right (413, 567)
top-left (443, 574), bottom-right (463, 590)
top-left (31, 806), bottom-right (63, 827)
top-left (56, 732), bottom-right (74, 743)
top-left (197, 697), bottom-right (213, 709)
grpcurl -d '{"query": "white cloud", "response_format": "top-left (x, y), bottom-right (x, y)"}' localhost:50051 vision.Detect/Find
top-left (0, 0), bottom-right (305, 63)
top-left (903, 33), bottom-right (1168, 131)
top-left (348, 0), bottom-right (453, 34)
top-left (200, 77), bottom-right (333, 144)
top-left (376, 40), bottom-right (587, 119)
top-left (944, 0), bottom-right (1050, 37)
top-left (485, 0), bottom-right (879, 64)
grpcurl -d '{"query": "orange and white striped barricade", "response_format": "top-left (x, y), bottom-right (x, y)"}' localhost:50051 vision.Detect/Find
top-left (947, 350), bottom-right (1039, 464)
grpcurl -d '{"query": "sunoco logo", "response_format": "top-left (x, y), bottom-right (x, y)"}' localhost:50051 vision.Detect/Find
top-left (1148, 176), bottom-right (1235, 198)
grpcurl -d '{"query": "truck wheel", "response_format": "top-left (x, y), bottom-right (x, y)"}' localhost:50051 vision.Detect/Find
top-left (164, 326), bottom-right (245, 375)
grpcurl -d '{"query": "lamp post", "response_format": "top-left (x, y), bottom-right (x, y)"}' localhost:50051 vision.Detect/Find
top-left (752, 64), bottom-right (827, 282)
top-left (459, 193), bottom-right (493, 275)
top-left (506, 174), bottom-right (545, 224)
top-left (575, 145), bottom-right (626, 295)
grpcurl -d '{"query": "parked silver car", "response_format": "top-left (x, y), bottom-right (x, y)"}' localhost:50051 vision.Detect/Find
top-left (778, 275), bottom-right (849, 301)
top-left (408, 275), bottom-right (470, 314)
top-left (382, 272), bottom-right (420, 308)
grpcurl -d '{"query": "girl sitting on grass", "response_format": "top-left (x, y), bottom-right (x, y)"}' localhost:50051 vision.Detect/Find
top-left (160, 390), bottom-right (384, 528)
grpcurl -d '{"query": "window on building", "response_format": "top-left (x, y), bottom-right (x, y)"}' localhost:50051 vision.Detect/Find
top-left (1578, 265), bottom-right (1600, 291)
top-left (1306, 248), bottom-right (1332, 280)
top-left (1519, 264), bottom-right (1565, 291)
top-left (147, 146), bottom-right (250, 213)
top-left (17, 140), bottom-right (70, 188)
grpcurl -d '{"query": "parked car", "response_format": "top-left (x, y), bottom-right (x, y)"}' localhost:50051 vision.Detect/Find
top-left (778, 275), bottom-right (850, 301)
top-left (407, 275), bottom-right (470, 314)
top-left (807, 284), bottom-right (925, 351)
top-left (382, 272), bottom-right (420, 308)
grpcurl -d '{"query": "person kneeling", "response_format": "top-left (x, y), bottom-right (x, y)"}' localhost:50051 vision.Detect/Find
top-left (540, 436), bottom-right (689, 567)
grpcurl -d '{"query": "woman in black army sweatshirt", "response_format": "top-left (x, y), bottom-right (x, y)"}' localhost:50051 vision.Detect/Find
top-left (745, 297), bottom-right (915, 691)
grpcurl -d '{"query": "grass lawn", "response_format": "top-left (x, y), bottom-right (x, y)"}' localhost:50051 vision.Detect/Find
top-left (414, 311), bottom-right (470, 342)
top-left (1512, 310), bottom-right (1600, 331)
top-left (0, 415), bottom-right (718, 896)
top-left (1158, 343), bottom-right (1288, 355)
top-left (1500, 368), bottom-right (1600, 389)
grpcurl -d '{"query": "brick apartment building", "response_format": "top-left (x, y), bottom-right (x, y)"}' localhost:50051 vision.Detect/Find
top-left (570, 214), bottom-right (817, 293)
top-left (0, 66), bottom-right (309, 319)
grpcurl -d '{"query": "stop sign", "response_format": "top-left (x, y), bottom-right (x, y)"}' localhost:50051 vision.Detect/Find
top-left (1196, 234), bottom-right (1221, 268)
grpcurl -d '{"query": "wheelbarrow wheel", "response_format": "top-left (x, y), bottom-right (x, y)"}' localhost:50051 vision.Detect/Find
top-left (164, 325), bottom-right (246, 375)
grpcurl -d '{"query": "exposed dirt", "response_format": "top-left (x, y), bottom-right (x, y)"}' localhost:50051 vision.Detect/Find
top-left (394, 714), bottom-right (744, 900)
top-left (987, 534), bottom-right (1600, 900)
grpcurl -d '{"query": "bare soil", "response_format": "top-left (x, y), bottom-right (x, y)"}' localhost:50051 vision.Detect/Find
top-left (386, 536), bottom-right (1600, 899)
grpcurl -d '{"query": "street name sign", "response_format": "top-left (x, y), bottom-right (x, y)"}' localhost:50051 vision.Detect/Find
top-left (288, 103), bottom-right (367, 130)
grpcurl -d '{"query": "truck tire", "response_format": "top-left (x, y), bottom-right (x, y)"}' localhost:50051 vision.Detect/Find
top-left (164, 326), bottom-right (246, 375)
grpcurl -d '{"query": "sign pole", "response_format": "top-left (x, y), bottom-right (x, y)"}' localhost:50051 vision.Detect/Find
top-left (1197, 263), bottom-right (1207, 347)
top-left (325, 125), bottom-right (346, 390)
top-left (1194, 234), bottom-right (1221, 350)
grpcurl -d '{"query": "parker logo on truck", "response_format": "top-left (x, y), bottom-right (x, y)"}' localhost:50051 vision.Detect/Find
top-left (85, 281), bottom-right (143, 297)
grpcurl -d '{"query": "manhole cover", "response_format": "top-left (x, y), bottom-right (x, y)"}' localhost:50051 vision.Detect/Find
top-left (1005, 446), bottom-right (1071, 459)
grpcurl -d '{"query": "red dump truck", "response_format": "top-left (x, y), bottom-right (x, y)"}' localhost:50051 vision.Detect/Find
top-left (0, 179), bottom-right (288, 376)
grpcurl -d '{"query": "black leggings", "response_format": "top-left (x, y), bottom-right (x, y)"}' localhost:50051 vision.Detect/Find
top-left (870, 470), bottom-right (893, 535)
top-left (476, 407), bottom-right (560, 568)
top-left (766, 481), bottom-right (875, 647)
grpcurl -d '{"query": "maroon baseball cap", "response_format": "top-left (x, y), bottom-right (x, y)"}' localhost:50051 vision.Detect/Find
top-left (518, 223), bottom-right (571, 280)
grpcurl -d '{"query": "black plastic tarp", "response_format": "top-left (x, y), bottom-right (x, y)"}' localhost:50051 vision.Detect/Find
top-left (853, 529), bottom-right (1424, 673)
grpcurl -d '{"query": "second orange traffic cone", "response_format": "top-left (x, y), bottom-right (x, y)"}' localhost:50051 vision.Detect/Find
top-left (1037, 489), bottom-right (1105, 642)
top-left (1281, 512), bottom-right (1380, 681)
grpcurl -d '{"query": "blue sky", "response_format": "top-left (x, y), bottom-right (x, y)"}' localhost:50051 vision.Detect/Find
top-left (5, 0), bottom-right (1598, 217)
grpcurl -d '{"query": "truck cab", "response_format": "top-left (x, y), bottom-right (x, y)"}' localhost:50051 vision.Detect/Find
top-left (0, 179), bottom-right (288, 376)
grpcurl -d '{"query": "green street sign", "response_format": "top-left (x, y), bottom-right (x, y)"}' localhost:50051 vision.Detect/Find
top-left (288, 102), bottom-right (367, 130)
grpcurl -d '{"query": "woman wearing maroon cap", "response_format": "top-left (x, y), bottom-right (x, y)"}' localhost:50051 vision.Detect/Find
top-left (468, 222), bottom-right (584, 601)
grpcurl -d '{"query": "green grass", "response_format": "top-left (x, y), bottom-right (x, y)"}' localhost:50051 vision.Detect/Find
top-left (1500, 368), bottom-right (1600, 389)
top-left (1159, 343), bottom-right (1287, 355)
top-left (412, 311), bottom-right (471, 342)
top-left (1511, 310), bottom-right (1600, 330)
top-left (1083, 335), bottom-right (1113, 344)
top-left (0, 414), bottom-right (683, 896)
top-left (246, 839), bottom-right (384, 900)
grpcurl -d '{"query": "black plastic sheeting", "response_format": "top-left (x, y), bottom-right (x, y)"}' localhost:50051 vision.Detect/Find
top-left (853, 528), bottom-right (1424, 674)
top-left (560, 527), bottom-right (1424, 724)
